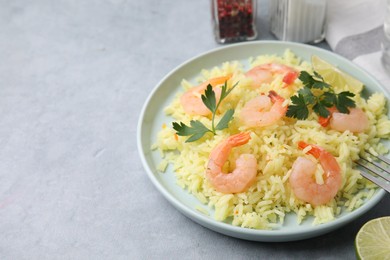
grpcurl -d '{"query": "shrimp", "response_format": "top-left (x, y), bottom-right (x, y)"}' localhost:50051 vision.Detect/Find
top-left (318, 107), bottom-right (369, 133)
top-left (245, 63), bottom-right (298, 88)
top-left (289, 141), bottom-right (342, 206)
top-left (180, 75), bottom-right (231, 116)
top-left (240, 90), bottom-right (287, 127)
top-left (206, 132), bottom-right (257, 193)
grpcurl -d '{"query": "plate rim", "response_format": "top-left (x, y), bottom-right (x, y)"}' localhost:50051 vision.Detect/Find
top-left (137, 40), bottom-right (388, 242)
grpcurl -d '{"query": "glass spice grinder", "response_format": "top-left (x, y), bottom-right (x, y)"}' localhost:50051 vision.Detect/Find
top-left (212, 0), bottom-right (258, 43)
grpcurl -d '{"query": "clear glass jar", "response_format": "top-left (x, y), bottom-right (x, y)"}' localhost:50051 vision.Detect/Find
top-left (212, 0), bottom-right (258, 44)
top-left (269, 0), bottom-right (326, 43)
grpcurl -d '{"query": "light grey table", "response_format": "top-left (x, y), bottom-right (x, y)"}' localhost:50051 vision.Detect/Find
top-left (1, 0), bottom-right (388, 259)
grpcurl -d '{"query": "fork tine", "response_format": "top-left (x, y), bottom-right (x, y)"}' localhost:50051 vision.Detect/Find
top-left (366, 150), bottom-right (390, 166)
top-left (359, 157), bottom-right (390, 177)
top-left (356, 153), bottom-right (390, 193)
top-left (377, 154), bottom-right (390, 165)
top-left (359, 170), bottom-right (390, 193)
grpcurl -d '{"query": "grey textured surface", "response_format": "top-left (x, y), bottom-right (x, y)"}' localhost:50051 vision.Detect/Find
top-left (0, 0), bottom-right (388, 259)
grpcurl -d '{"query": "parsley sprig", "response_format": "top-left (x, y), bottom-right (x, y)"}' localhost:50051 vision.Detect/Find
top-left (286, 71), bottom-right (356, 120)
top-left (172, 81), bottom-right (237, 142)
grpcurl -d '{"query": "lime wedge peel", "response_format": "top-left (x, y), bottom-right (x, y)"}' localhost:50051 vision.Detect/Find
top-left (355, 216), bottom-right (390, 260)
top-left (311, 55), bottom-right (364, 94)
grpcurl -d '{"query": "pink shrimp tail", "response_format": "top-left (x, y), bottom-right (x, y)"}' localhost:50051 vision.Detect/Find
top-left (318, 106), bottom-right (338, 127)
top-left (180, 75), bottom-right (232, 116)
top-left (209, 132), bottom-right (251, 166)
top-left (207, 74), bottom-right (232, 86)
top-left (268, 90), bottom-right (284, 103)
top-left (298, 141), bottom-right (341, 173)
top-left (227, 132), bottom-right (251, 146)
top-left (298, 141), bottom-right (322, 158)
top-left (269, 90), bottom-right (288, 116)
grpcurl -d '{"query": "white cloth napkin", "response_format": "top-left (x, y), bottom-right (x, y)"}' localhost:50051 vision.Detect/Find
top-left (326, 0), bottom-right (390, 91)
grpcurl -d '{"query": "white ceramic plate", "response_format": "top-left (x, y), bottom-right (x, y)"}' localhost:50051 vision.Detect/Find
top-left (137, 41), bottom-right (388, 242)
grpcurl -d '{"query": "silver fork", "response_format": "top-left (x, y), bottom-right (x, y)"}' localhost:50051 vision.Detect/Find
top-left (355, 152), bottom-right (390, 193)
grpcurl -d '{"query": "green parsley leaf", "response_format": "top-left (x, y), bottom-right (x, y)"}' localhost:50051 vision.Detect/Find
top-left (299, 70), bottom-right (330, 90)
top-left (313, 71), bottom-right (324, 81)
top-left (286, 94), bottom-right (310, 120)
top-left (287, 70), bottom-right (356, 120)
top-left (172, 80), bottom-right (238, 142)
top-left (215, 109), bottom-right (234, 130)
top-left (312, 81), bottom-right (331, 90)
top-left (298, 87), bottom-right (315, 104)
top-left (322, 92), bottom-right (336, 107)
top-left (335, 91), bottom-right (356, 113)
top-left (201, 84), bottom-right (216, 113)
top-left (220, 81), bottom-right (238, 100)
top-left (313, 102), bottom-right (330, 118)
top-left (172, 121), bottom-right (211, 142)
top-left (298, 71), bottom-right (314, 88)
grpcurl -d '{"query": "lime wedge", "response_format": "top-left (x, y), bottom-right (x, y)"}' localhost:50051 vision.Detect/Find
top-left (355, 216), bottom-right (390, 259)
top-left (311, 55), bottom-right (364, 94)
